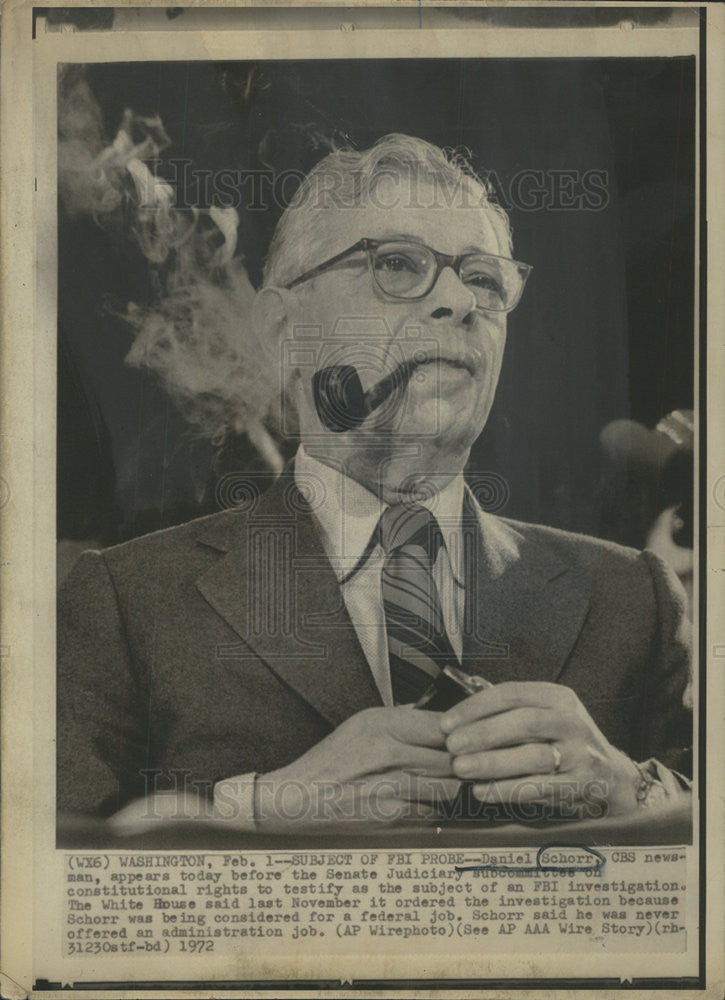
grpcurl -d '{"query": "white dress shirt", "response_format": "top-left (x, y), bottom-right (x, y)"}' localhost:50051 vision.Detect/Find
top-left (296, 446), bottom-right (466, 705)
top-left (212, 449), bottom-right (468, 827)
top-left (208, 449), bottom-right (683, 828)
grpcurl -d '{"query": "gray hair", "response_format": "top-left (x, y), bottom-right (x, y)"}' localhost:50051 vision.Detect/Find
top-left (263, 132), bottom-right (512, 288)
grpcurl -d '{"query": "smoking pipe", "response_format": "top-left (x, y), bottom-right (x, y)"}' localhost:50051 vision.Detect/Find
top-left (312, 360), bottom-right (417, 432)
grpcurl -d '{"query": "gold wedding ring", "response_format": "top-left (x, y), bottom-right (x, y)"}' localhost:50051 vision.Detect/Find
top-left (550, 743), bottom-right (562, 774)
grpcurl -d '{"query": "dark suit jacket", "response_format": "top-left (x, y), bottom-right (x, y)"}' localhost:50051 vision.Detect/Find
top-left (57, 474), bottom-right (692, 818)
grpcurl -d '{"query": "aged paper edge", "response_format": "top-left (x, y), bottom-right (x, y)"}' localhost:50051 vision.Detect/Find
top-left (1, 1), bottom-right (723, 997)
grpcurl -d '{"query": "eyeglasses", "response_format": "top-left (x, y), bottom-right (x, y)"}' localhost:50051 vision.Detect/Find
top-left (285, 238), bottom-right (532, 313)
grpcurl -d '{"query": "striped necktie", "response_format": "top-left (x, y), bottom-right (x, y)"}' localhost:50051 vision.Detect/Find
top-left (379, 503), bottom-right (460, 705)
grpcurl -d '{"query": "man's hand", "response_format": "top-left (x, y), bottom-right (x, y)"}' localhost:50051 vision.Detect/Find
top-left (440, 682), bottom-right (641, 819)
top-left (253, 706), bottom-right (460, 833)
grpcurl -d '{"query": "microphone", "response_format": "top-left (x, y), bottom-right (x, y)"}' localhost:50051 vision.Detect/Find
top-left (312, 360), bottom-right (418, 432)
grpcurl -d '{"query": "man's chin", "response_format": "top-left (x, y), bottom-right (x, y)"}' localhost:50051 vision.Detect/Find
top-left (394, 401), bottom-right (486, 449)
top-left (375, 424), bottom-right (479, 472)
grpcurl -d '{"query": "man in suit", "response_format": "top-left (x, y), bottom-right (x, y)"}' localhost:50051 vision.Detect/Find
top-left (57, 134), bottom-right (692, 834)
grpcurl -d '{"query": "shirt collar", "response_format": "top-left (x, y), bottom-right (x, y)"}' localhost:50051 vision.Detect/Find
top-left (295, 446), bottom-right (466, 585)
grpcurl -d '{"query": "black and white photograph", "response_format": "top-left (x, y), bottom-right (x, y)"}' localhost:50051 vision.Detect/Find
top-left (2, 3), bottom-right (721, 996)
top-left (55, 42), bottom-right (695, 849)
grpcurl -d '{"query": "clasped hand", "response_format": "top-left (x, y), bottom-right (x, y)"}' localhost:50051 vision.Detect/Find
top-left (440, 681), bottom-right (640, 821)
top-left (254, 681), bottom-right (639, 832)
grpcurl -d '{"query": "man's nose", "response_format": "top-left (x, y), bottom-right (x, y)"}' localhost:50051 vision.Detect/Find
top-left (424, 266), bottom-right (477, 326)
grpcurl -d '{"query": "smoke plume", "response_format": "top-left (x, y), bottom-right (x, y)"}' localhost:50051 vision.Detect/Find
top-left (58, 66), bottom-right (283, 473)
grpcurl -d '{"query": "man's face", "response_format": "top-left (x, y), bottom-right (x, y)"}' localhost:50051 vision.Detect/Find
top-left (286, 173), bottom-right (510, 493)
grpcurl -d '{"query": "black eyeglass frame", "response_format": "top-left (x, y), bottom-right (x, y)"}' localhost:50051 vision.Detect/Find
top-left (284, 237), bottom-right (533, 313)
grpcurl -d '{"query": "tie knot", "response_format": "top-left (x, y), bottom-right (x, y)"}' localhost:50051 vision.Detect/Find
top-left (379, 503), bottom-right (443, 560)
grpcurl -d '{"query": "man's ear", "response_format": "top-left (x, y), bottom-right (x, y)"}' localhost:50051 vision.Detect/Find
top-left (252, 286), bottom-right (293, 363)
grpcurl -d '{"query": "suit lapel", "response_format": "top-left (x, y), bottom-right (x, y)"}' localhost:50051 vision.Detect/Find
top-left (195, 475), bottom-right (594, 719)
top-left (195, 474), bottom-right (382, 728)
top-left (461, 491), bottom-right (593, 685)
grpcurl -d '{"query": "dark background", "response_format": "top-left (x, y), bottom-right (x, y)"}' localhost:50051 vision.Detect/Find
top-left (58, 58), bottom-right (696, 550)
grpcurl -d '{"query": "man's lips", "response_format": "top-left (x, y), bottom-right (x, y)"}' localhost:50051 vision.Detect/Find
top-left (363, 352), bottom-right (481, 413)
top-left (413, 356), bottom-right (475, 375)
top-left (313, 349), bottom-right (485, 433)
top-left (407, 349), bottom-right (481, 379)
